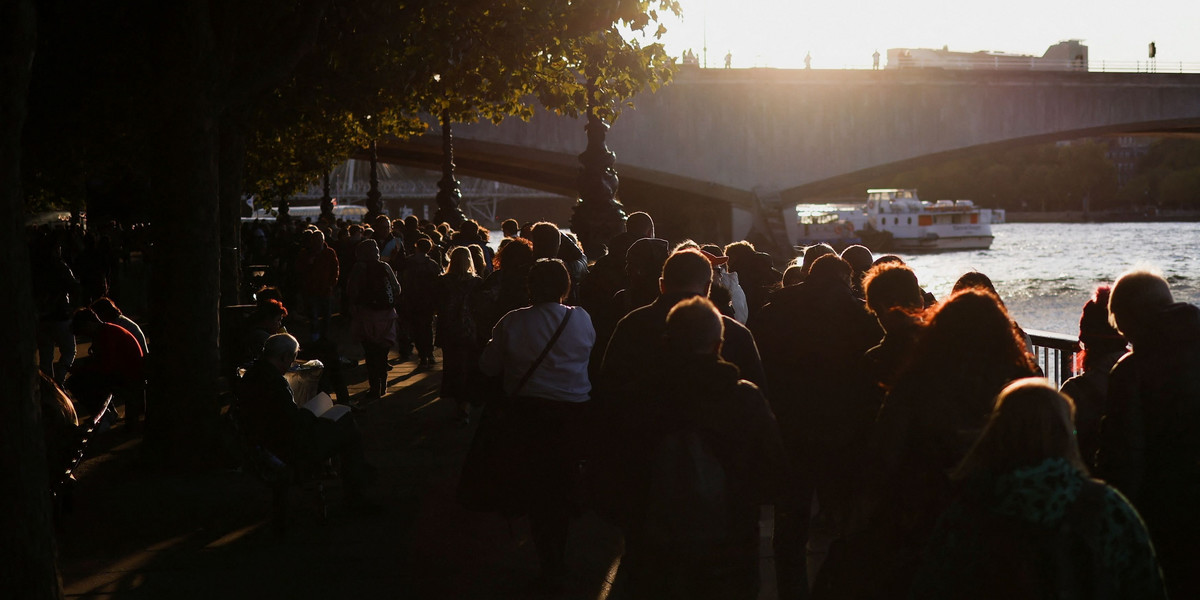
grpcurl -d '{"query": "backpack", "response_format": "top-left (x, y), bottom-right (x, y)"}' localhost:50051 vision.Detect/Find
top-left (358, 262), bottom-right (394, 310)
top-left (641, 427), bottom-right (731, 553)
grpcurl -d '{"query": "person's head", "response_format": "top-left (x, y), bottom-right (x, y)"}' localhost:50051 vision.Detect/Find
top-left (665, 296), bottom-right (725, 356)
top-left (661, 249), bottom-right (714, 296)
top-left (90, 297), bottom-right (123, 322)
top-left (250, 299), bottom-right (288, 333)
top-left (528, 222), bottom-right (561, 259)
top-left (355, 238), bottom-right (380, 262)
top-left (806, 254), bottom-right (852, 287)
top-left (1076, 285), bottom-right (1126, 370)
top-left (255, 286), bottom-right (283, 306)
top-left (1108, 269), bottom-right (1173, 347)
top-left (954, 378), bottom-right (1085, 480)
top-left (915, 289), bottom-right (1035, 375)
top-left (625, 238), bottom-right (670, 286)
top-left (626, 211), bottom-right (654, 239)
top-left (872, 254), bottom-right (905, 268)
top-left (953, 271), bottom-right (997, 296)
top-left (782, 265), bottom-right (805, 287)
top-left (262, 333), bottom-right (300, 375)
top-left (864, 262), bottom-right (924, 332)
top-left (309, 229), bottom-right (326, 249)
top-left (446, 246), bottom-right (475, 277)
top-left (496, 236), bottom-right (533, 271)
top-left (501, 218), bottom-right (519, 238)
top-left (468, 244), bottom-right (486, 274)
top-left (844, 244), bottom-right (873, 277)
top-left (527, 258), bottom-right (571, 304)
top-left (71, 307), bottom-right (103, 336)
top-left (800, 243), bottom-right (836, 277)
top-left (723, 241), bottom-right (756, 273)
top-left (414, 237), bottom-right (433, 255)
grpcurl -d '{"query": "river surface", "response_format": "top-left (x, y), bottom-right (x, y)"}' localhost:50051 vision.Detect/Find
top-left (897, 222), bottom-right (1200, 336)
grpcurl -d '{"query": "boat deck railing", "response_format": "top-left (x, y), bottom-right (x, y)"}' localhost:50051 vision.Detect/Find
top-left (1026, 329), bottom-right (1081, 387)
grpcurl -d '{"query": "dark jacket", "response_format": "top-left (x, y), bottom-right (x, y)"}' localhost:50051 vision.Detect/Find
top-left (1097, 302), bottom-right (1200, 538)
top-left (602, 356), bottom-right (784, 595)
top-left (912, 458), bottom-right (1166, 600)
top-left (235, 359), bottom-right (318, 464)
top-left (748, 277), bottom-right (882, 475)
top-left (434, 272), bottom-right (481, 346)
top-left (600, 291), bottom-right (767, 400)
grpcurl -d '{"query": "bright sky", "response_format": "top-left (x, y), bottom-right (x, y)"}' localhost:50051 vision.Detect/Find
top-left (650, 0), bottom-right (1200, 69)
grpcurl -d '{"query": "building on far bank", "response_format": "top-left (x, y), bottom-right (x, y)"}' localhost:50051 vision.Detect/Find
top-left (887, 40), bottom-right (1088, 71)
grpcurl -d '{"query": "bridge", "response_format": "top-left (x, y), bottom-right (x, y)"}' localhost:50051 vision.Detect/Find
top-left (375, 67), bottom-right (1200, 241)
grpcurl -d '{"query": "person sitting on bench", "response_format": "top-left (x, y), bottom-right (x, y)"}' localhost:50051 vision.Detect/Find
top-left (235, 333), bottom-right (376, 506)
top-left (66, 307), bottom-right (144, 423)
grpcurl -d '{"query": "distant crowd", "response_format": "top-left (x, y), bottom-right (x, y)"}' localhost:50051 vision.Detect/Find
top-left (32, 209), bottom-right (1200, 598)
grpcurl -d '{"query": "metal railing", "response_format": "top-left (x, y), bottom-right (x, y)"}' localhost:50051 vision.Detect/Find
top-left (741, 58), bottom-right (1200, 74)
top-left (1027, 329), bottom-right (1081, 387)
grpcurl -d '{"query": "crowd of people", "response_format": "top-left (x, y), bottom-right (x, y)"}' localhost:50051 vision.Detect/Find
top-left (31, 209), bottom-right (1200, 598)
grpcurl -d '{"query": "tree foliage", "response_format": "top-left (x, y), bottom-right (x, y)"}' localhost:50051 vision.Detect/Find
top-left (1117, 138), bottom-right (1200, 209)
top-left (879, 140), bottom-right (1120, 212)
top-left (243, 0), bottom-right (680, 205)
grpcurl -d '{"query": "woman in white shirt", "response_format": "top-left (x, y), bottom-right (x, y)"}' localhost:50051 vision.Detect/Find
top-left (479, 258), bottom-right (595, 584)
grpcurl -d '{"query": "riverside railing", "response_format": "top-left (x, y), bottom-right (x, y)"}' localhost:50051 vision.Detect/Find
top-left (1027, 329), bottom-right (1081, 387)
top-left (769, 58), bottom-right (1200, 74)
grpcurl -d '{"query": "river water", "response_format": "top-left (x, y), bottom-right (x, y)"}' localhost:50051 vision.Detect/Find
top-left (897, 222), bottom-right (1200, 336)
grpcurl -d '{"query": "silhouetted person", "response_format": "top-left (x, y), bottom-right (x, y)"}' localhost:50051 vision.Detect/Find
top-left (1059, 286), bottom-right (1126, 467)
top-left (1097, 269), bottom-right (1200, 598)
top-left (615, 296), bottom-right (784, 599)
top-left (295, 229), bottom-right (339, 341)
top-left (861, 262), bottom-right (925, 391)
top-left (401, 237), bottom-right (440, 368)
top-left (912, 379), bottom-right (1166, 599)
top-left (90, 297), bottom-right (148, 356)
top-left (854, 290), bottom-right (1037, 598)
top-left (235, 334), bottom-right (375, 504)
top-left (749, 254), bottom-right (882, 598)
top-left (435, 247), bottom-right (482, 424)
top-left (347, 239), bottom-right (400, 399)
top-left (33, 240), bottom-right (80, 384)
top-left (478, 259), bottom-right (595, 586)
top-left (66, 308), bottom-right (144, 422)
top-left (602, 249), bottom-right (766, 406)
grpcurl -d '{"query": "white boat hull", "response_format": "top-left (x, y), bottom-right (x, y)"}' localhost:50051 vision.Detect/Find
top-left (891, 234), bottom-right (994, 251)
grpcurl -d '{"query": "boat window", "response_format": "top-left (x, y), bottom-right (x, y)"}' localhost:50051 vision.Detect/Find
top-left (907, 217), bottom-right (912, 225)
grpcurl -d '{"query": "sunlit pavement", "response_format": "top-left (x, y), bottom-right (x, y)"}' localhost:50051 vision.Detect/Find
top-left (57, 314), bottom-right (779, 599)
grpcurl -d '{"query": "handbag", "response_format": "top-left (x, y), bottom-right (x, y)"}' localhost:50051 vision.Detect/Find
top-left (456, 308), bottom-right (574, 514)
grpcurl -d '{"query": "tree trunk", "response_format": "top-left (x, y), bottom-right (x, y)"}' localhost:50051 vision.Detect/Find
top-left (141, 6), bottom-right (223, 469)
top-left (0, 0), bottom-right (65, 597)
top-left (219, 113), bottom-right (247, 306)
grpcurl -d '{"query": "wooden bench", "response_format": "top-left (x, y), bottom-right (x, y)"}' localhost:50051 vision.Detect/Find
top-left (51, 393), bottom-right (113, 520)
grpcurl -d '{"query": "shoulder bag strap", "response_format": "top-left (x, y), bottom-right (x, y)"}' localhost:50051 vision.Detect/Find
top-left (511, 308), bottom-right (574, 397)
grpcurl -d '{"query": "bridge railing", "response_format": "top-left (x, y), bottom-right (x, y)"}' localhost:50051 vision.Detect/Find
top-left (800, 58), bottom-right (1200, 73)
top-left (1026, 329), bottom-right (1081, 387)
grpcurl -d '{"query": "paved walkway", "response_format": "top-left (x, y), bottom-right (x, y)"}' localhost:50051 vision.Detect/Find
top-left (57, 316), bottom-right (778, 599)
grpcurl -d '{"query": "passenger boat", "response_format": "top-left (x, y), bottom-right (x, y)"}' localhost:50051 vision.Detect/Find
top-left (794, 189), bottom-right (999, 251)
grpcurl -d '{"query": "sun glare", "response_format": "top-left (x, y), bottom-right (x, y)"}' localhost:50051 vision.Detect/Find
top-left (659, 0), bottom-right (1200, 69)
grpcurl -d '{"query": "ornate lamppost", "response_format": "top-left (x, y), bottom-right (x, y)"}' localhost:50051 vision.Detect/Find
top-left (319, 170), bottom-right (333, 222)
top-left (433, 107), bottom-right (466, 226)
top-left (570, 74), bottom-right (626, 258)
top-left (365, 138), bottom-right (382, 220)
